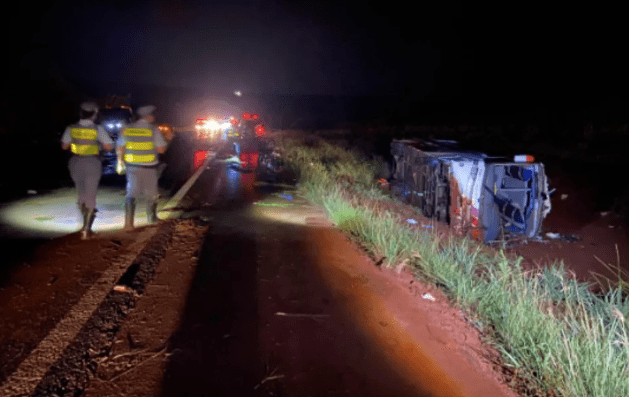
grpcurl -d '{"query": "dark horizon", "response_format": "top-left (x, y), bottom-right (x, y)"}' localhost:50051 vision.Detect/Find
top-left (7, 2), bottom-right (629, 97)
top-left (5, 71), bottom-right (629, 132)
top-left (4, 0), bottom-right (629, 142)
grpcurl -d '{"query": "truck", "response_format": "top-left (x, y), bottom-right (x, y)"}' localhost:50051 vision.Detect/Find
top-left (229, 112), bottom-right (268, 170)
top-left (390, 138), bottom-right (552, 244)
top-left (190, 111), bottom-right (283, 180)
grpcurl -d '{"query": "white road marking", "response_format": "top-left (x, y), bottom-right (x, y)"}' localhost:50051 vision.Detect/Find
top-left (0, 229), bottom-right (154, 397)
top-left (0, 152), bottom-right (213, 396)
top-left (160, 150), bottom-right (217, 220)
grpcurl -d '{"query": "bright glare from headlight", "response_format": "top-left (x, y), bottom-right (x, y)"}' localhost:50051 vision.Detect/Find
top-left (221, 122), bottom-right (231, 129)
top-left (207, 119), bottom-right (220, 130)
top-left (0, 187), bottom-right (153, 238)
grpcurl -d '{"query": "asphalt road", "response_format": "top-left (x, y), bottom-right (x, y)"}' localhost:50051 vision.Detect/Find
top-left (0, 130), bottom-right (201, 276)
top-left (0, 138), bottom-right (519, 397)
top-left (80, 157), bottom-right (490, 397)
top-left (4, 129), bottom-right (625, 397)
top-left (0, 130), bottom-right (212, 393)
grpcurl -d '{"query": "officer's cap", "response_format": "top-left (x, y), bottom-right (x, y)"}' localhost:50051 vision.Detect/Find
top-left (137, 105), bottom-right (156, 116)
top-left (80, 102), bottom-right (98, 112)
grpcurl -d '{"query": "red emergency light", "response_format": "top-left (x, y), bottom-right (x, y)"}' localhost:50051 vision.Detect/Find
top-left (255, 124), bottom-right (266, 137)
top-left (252, 113), bottom-right (259, 120)
top-left (193, 150), bottom-right (208, 170)
top-left (230, 118), bottom-right (238, 125)
top-left (239, 151), bottom-right (259, 169)
top-left (242, 112), bottom-right (252, 120)
top-left (514, 155), bottom-right (535, 163)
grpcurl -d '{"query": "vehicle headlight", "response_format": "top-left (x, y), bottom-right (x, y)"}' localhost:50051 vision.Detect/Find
top-left (207, 119), bottom-right (220, 130)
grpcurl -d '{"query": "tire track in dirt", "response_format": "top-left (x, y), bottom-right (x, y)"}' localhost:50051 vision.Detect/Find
top-left (27, 222), bottom-right (175, 397)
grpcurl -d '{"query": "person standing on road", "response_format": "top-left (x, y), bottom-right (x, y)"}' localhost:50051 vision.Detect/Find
top-left (116, 105), bottom-right (167, 230)
top-left (61, 101), bottom-right (114, 239)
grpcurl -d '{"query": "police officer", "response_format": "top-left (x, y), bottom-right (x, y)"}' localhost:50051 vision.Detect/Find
top-left (61, 102), bottom-right (114, 239)
top-left (116, 105), bottom-right (167, 230)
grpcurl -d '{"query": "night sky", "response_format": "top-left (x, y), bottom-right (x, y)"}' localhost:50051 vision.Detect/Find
top-left (14, 1), bottom-right (457, 96)
top-left (5, 1), bottom-right (629, 126)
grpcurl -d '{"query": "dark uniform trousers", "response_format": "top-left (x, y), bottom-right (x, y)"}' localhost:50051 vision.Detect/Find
top-left (69, 155), bottom-right (102, 210)
top-left (125, 164), bottom-right (159, 201)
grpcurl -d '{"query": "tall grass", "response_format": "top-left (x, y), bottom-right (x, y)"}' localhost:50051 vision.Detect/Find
top-left (275, 130), bottom-right (629, 397)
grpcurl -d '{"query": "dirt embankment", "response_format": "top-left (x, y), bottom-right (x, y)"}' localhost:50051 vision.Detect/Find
top-left (315, 121), bottom-right (629, 221)
top-left (296, 126), bottom-right (629, 289)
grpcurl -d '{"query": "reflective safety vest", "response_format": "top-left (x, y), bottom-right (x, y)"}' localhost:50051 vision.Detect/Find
top-left (70, 128), bottom-right (99, 156)
top-left (123, 128), bottom-right (157, 164)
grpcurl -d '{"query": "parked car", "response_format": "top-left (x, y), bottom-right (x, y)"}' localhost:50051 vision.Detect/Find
top-left (98, 106), bottom-right (133, 175)
top-left (158, 124), bottom-right (174, 142)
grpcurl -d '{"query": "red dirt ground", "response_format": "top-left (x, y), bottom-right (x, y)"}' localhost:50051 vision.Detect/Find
top-left (515, 172), bottom-right (629, 288)
top-left (81, 202), bottom-right (520, 397)
top-left (4, 147), bottom-right (626, 396)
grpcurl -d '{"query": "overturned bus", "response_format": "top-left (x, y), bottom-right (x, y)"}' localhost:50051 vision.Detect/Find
top-left (391, 139), bottom-right (552, 244)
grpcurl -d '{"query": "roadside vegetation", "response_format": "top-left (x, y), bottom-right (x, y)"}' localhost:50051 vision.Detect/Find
top-left (273, 129), bottom-right (629, 397)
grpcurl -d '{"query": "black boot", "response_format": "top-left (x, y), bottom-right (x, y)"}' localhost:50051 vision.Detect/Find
top-left (81, 208), bottom-right (96, 240)
top-left (124, 198), bottom-right (136, 230)
top-left (147, 200), bottom-right (159, 224)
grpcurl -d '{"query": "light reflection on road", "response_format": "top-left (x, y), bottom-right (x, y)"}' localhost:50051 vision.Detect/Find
top-left (0, 186), bottom-right (169, 238)
top-left (201, 162), bottom-right (261, 209)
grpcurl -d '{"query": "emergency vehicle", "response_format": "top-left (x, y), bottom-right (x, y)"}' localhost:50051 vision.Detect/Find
top-left (192, 112), bottom-right (270, 173)
top-left (195, 117), bottom-right (231, 142)
top-left (231, 112), bottom-right (267, 170)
